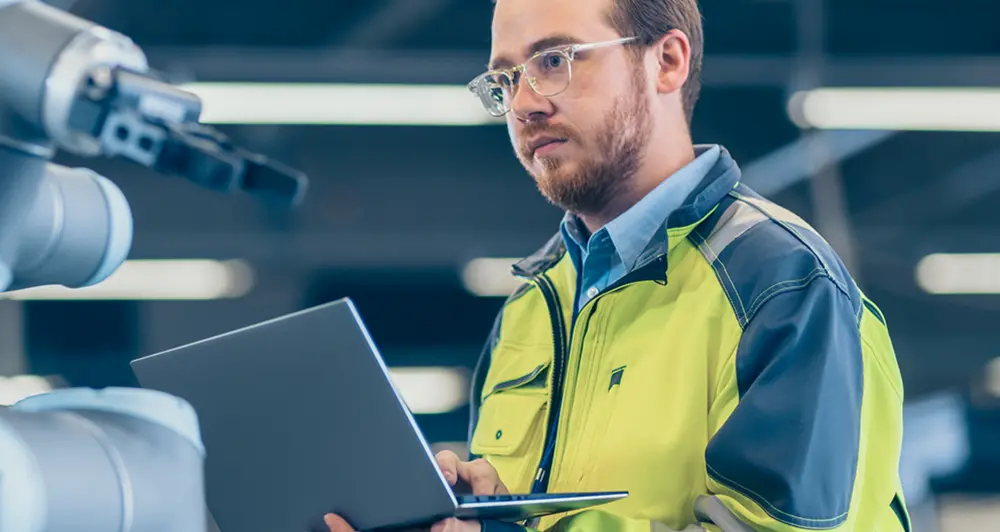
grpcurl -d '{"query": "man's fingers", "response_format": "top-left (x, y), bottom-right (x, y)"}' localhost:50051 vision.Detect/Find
top-left (435, 449), bottom-right (461, 486)
top-left (458, 459), bottom-right (507, 495)
top-left (430, 518), bottom-right (456, 532)
top-left (323, 514), bottom-right (355, 532)
top-left (438, 453), bottom-right (509, 496)
top-left (431, 518), bottom-right (478, 532)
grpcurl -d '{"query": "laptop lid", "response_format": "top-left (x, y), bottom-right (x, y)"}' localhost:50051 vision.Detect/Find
top-left (131, 298), bottom-right (459, 532)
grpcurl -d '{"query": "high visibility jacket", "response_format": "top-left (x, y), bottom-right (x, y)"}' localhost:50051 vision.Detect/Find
top-left (468, 148), bottom-right (911, 531)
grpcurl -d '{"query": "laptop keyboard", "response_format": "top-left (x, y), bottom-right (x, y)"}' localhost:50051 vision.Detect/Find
top-left (459, 493), bottom-right (567, 503)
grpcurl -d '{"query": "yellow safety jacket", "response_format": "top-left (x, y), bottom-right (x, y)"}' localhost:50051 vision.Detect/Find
top-left (467, 148), bottom-right (910, 531)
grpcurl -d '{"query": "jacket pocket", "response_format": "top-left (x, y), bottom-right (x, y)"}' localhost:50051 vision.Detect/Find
top-left (471, 391), bottom-right (547, 492)
top-left (487, 363), bottom-right (548, 397)
top-left (471, 392), bottom-right (547, 455)
top-left (471, 345), bottom-right (551, 492)
top-left (480, 342), bottom-right (552, 400)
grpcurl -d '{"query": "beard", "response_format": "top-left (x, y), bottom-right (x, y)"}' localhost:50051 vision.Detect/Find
top-left (517, 66), bottom-right (653, 216)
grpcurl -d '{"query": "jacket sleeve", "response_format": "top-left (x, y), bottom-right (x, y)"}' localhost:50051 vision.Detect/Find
top-left (703, 275), bottom-right (899, 531)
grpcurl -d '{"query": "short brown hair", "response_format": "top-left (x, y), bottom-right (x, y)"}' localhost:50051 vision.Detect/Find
top-left (607, 0), bottom-right (704, 124)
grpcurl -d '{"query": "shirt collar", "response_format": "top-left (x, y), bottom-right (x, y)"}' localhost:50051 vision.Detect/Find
top-left (559, 144), bottom-right (721, 270)
top-left (515, 144), bottom-right (741, 279)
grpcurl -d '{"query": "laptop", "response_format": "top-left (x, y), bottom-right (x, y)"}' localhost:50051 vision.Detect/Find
top-left (131, 298), bottom-right (627, 532)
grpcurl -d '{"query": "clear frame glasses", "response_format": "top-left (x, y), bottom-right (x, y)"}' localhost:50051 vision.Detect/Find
top-left (468, 36), bottom-right (639, 117)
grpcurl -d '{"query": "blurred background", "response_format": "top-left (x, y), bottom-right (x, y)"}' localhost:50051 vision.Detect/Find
top-left (2, 0), bottom-right (999, 530)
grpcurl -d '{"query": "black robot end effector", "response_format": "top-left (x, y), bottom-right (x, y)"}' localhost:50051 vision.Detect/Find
top-left (154, 122), bottom-right (308, 207)
top-left (68, 66), bottom-right (308, 206)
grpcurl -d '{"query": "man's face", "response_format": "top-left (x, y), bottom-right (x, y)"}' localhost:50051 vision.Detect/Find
top-left (491, 0), bottom-right (653, 215)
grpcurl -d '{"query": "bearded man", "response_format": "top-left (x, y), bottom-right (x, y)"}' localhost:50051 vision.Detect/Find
top-left (325, 0), bottom-right (911, 530)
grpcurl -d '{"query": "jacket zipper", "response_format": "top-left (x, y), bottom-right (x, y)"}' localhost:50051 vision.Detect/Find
top-left (523, 254), bottom-right (668, 493)
top-left (557, 256), bottom-right (668, 481)
top-left (529, 272), bottom-right (568, 493)
top-left (558, 300), bottom-right (600, 479)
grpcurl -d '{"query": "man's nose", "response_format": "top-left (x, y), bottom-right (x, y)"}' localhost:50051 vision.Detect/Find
top-left (510, 75), bottom-right (555, 121)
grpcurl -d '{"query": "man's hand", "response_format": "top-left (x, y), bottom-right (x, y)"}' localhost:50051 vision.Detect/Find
top-left (322, 450), bottom-right (507, 532)
top-left (435, 449), bottom-right (509, 496)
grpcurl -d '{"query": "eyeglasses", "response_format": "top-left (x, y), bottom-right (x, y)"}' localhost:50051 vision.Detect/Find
top-left (468, 36), bottom-right (639, 117)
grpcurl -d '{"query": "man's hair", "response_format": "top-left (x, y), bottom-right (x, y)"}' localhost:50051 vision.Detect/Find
top-left (606, 0), bottom-right (704, 124)
top-left (489, 0), bottom-right (704, 123)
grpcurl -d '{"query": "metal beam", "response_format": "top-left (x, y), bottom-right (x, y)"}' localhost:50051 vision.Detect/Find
top-left (327, 0), bottom-right (456, 48)
top-left (128, 229), bottom-right (553, 270)
top-left (860, 227), bottom-right (1000, 255)
top-left (0, 301), bottom-right (25, 375)
top-left (707, 55), bottom-right (1000, 88)
top-left (146, 47), bottom-right (486, 84)
top-left (806, 143), bottom-right (860, 276)
top-left (741, 129), bottom-right (895, 195)
top-left (792, 0), bottom-right (861, 276)
top-left (857, 148), bottom-right (1000, 226)
top-left (142, 47), bottom-right (1000, 87)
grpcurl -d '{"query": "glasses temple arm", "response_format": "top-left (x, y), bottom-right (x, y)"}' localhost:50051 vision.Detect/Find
top-left (570, 36), bottom-right (640, 53)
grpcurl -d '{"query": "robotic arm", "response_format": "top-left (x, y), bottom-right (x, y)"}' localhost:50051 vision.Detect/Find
top-left (0, 0), bottom-right (307, 293)
top-left (0, 3), bottom-right (310, 531)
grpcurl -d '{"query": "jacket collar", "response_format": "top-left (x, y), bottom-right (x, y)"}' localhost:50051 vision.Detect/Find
top-left (513, 144), bottom-right (741, 279)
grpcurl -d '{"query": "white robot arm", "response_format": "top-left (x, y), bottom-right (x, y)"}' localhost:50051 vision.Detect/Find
top-left (0, 0), bottom-right (307, 293)
top-left (1, 388), bottom-right (211, 532)
top-left (0, 2), bottom-right (309, 530)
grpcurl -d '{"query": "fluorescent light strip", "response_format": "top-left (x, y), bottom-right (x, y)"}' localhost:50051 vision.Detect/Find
top-left (181, 82), bottom-right (501, 126)
top-left (916, 253), bottom-right (1000, 294)
top-left (0, 375), bottom-right (54, 405)
top-left (461, 257), bottom-right (523, 297)
top-left (788, 87), bottom-right (1000, 132)
top-left (988, 359), bottom-right (1000, 397)
top-left (389, 367), bottom-right (469, 414)
top-left (2, 259), bottom-right (254, 300)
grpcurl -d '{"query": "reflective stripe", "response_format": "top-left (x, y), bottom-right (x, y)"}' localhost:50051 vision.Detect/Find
top-left (693, 187), bottom-right (862, 328)
top-left (732, 192), bottom-right (836, 276)
top-left (736, 193), bottom-right (817, 233)
top-left (705, 201), bottom-right (768, 253)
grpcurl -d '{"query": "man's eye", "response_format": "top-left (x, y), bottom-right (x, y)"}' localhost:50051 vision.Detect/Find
top-left (543, 54), bottom-right (564, 69)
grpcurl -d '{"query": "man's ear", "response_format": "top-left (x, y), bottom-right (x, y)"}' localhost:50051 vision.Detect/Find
top-left (651, 29), bottom-right (691, 95)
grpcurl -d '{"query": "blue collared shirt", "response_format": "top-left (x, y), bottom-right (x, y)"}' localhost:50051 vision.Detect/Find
top-left (560, 145), bottom-right (721, 313)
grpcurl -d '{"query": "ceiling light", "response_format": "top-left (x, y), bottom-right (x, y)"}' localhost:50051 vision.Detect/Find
top-left (916, 253), bottom-right (1000, 294)
top-left (181, 82), bottom-right (500, 126)
top-left (987, 359), bottom-right (1000, 397)
top-left (1, 259), bottom-right (254, 300)
top-left (461, 257), bottom-right (522, 297)
top-left (788, 87), bottom-right (1000, 132)
top-left (389, 367), bottom-right (469, 415)
top-left (0, 375), bottom-right (56, 405)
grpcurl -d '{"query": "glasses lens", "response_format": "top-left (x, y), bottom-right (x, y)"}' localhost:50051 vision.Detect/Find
top-left (525, 50), bottom-right (571, 96)
top-left (474, 72), bottom-right (513, 116)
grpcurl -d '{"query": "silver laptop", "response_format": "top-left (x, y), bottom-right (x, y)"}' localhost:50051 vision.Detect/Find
top-left (131, 298), bottom-right (626, 531)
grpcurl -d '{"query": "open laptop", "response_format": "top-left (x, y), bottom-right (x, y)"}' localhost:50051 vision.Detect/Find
top-left (131, 298), bottom-right (627, 532)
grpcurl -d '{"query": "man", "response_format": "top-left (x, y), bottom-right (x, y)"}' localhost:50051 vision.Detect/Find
top-left (327, 0), bottom-right (910, 530)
